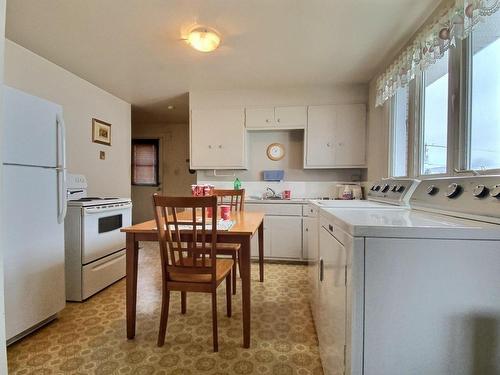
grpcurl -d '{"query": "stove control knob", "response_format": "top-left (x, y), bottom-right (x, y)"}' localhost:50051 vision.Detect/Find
top-left (381, 184), bottom-right (390, 193)
top-left (396, 185), bottom-right (405, 193)
top-left (490, 185), bottom-right (500, 198)
top-left (426, 185), bottom-right (438, 195)
top-left (390, 185), bottom-right (398, 192)
top-left (446, 183), bottom-right (461, 198)
top-left (472, 184), bottom-right (488, 198)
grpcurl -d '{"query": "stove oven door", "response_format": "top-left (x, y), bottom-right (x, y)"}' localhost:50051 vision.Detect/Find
top-left (81, 202), bottom-right (132, 264)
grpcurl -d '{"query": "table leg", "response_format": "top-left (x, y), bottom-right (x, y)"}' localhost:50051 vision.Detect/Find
top-left (239, 235), bottom-right (251, 348)
top-left (258, 220), bottom-right (264, 282)
top-left (126, 233), bottom-right (139, 339)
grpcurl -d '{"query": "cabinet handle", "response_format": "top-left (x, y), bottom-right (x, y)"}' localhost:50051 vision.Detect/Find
top-left (326, 142), bottom-right (331, 147)
top-left (319, 258), bottom-right (324, 282)
top-left (277, 118), bottom-right (280, 122)
top-left (305, 228), bottom-right (308, 232)
top-left (208, 145), bottom-right (212, 149)
top-left (218, 145), bottom-right (222, 149)
top-left (266, 119), bottom-right (270, 123)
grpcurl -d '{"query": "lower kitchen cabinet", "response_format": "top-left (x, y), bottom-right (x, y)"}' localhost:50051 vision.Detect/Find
top-left (267, 216), bottom-right (302, 259)
top-left (246, 203), bottom-right (304, 260)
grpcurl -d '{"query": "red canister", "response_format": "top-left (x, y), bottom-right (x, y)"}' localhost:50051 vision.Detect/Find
top-left (282, 190), bottom-right (291, 199)
top-left (220, 205), bottom-right (231, 220)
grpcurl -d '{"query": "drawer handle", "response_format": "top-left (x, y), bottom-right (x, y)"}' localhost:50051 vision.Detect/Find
top-left (329, 224), bottom-right (333, 232)
top-left (319, 258), bottom-right (324, 282)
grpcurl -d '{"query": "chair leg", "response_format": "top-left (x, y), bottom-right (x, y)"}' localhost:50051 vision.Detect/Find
top-left (157, 289), bottom-right (170, 347)
top-left (211, 290), bottom-right (218, 352)
top-left (237, 252), bottom-right (242, 278)
top-left (232, 253), bottom-right (237, 295)
top-left (226, 272), bottom-right (232, 318)
top-left (181, 291), bottom-right (187, 314)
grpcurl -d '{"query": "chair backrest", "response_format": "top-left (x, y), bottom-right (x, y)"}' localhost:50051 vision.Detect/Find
top-left (212, 189), bottom-right (245, 212)
top-left (152, 194), bottom-right (218, 281)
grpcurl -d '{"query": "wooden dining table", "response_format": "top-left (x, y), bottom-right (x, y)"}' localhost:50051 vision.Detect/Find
top-left (120, 210), bottom-right (265, 348)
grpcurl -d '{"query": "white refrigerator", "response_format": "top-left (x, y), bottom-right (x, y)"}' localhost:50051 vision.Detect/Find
top-left (2, 86), bottom-right (67, 343)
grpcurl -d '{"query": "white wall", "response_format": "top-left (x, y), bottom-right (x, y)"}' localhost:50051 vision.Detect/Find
top-left (0, 0), bottom-right (9, 372)
top-left (366, 79), bottom-right (390, 182)
top-left (4, 40), bottom-right (131, 197)
top-left (190, 86), bottom-right (368, 182)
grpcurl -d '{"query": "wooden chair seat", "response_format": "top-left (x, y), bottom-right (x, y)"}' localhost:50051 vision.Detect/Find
top-left (169, 258), bottom-right (233, 283)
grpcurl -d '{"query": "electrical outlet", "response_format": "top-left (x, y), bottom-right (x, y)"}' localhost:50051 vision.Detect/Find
top-left (100, 151), bottom-right (106, 160)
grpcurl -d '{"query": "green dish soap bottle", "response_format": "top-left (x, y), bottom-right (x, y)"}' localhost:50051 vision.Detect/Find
top-left (233, 177), bottom-right (241, 190)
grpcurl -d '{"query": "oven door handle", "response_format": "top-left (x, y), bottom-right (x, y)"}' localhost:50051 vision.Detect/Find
top-left (83, 203), bottom-right (132, 214)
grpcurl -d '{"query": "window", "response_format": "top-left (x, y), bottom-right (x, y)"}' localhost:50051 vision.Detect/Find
top-left (391, 86), bottom-right (409, 176)
top-left (131, 139), bottom-right (159, 185)
top-left (468, 11), bottom-right (500, 171)
top-left (420, 50), bottom-right (449, 175)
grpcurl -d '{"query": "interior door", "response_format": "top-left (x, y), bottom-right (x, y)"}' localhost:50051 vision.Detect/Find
top-left (3, 86), bottom-right (61, 167)
top-left (318, 225), bottom-right (346, 375)
top-left (3, 165), bottom-right (65, 340)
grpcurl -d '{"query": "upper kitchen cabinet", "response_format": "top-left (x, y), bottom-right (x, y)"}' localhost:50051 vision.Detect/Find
top-left (245, 105), bottom-right (307, 129)
top-left (190, 108), bottom-right (246, 169)
top-left (305, 104), bottom-right (366, 168)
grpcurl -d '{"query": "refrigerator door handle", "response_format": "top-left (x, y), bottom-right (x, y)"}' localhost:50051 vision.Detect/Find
top-left (56, 113), bottom-right (67, 223)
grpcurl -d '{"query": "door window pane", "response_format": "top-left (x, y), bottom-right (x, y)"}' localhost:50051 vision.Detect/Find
top-left (421, 51), bottom-right (449, 175)
top-left (391, 86), bottom-right (409, 176)
top-left (470, 12), bottom-right (500, 170)
top-left (132, 139), bottom-right (159, 185)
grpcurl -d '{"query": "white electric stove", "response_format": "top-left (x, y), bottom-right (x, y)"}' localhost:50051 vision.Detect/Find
top-left (64, 174), bottom-right (132, 301)
top-left (315, 175), bottom-right (500, 375)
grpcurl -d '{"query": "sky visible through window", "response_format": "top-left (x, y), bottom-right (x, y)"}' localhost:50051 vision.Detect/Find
top-left (422, 52), bottom-right (449, 175)
top-left (470, 33), bottom-right (500, 170)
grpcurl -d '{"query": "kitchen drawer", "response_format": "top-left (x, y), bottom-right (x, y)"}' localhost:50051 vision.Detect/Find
top-left (245, 203), bottom-right (302, 216)
top-left (303, 204), bottom-right (318, 217)
top-left (82, 249), bottom-right (126, 300)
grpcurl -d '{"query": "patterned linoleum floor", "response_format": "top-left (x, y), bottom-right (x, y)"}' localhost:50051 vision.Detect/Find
top-left (7, 242), bottom-right (323, 375)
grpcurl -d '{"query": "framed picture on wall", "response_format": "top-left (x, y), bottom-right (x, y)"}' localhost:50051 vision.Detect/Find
top-left (92, 118), bottom-right (112, 146)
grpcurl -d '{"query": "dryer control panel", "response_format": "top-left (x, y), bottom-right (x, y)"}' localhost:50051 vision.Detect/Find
top-left (367, 178), bottom-right (420, 206)
top-left (410, 176), bottom-right (500, 223)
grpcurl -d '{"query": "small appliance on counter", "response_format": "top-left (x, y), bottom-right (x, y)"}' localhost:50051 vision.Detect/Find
top-left (334, 184), bottom-right (363, 200)
top-left (64, 174), bottom-right (132, 301)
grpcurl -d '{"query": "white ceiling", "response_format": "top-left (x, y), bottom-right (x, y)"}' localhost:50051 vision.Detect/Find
top-left (6, 0), bottom-right (438, 123)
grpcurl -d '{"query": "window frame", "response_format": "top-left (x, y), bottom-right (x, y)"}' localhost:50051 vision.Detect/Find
top-left (131, 138), bottom-right (160, 186)
top-left (388, 86), bottom-right (410, 177)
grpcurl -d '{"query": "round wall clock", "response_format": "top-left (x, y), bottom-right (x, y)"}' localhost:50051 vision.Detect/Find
top-left (266, 143), bottom-right (285, 161)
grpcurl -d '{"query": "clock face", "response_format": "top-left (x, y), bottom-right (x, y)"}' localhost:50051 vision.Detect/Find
top-left (267, 143), bottom-right (285, 161)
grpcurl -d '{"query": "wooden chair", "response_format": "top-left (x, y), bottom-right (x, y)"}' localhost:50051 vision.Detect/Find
top-left (212, 189), bottom-right (245, 294)
top-left (152, 194), bottom-right (239, 352)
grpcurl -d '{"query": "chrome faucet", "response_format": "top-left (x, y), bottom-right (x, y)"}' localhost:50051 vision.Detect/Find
top-left (264, 187), bottom-right (279, 199)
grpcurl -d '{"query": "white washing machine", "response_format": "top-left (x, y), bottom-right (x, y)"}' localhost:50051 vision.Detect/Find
top-left (316, 175), bottom-right (500, 375)
top-left (307, 178), bottom-right (419, 324)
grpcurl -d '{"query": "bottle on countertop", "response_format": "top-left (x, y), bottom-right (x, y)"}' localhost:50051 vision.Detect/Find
top-left (234, 177), bottom-right (241, 190)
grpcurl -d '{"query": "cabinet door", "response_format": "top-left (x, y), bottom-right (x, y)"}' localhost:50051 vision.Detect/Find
top-left (245, 107), bottom-right (275, 129)
top-left (334, 104), bottom-right (366, 166)
top-left (267, 216), bottom-right (302, 259)
top-left (275, 106), bottom-right (307, 129)
top-left (306, 105), bottom-right (336, 166)
top-left (318, 226), bottom-right (346, 375)
top-left (251, 217), bottom-right (271, 258)
top-left (190, 109), bottom-right (245, 169)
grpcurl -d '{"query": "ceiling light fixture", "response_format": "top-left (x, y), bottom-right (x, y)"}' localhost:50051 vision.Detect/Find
top-left (186, 26), bottom-right (221, 52)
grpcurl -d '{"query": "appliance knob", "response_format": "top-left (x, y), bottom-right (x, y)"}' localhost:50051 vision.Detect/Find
top-left (390, 185), bottom-right (398, 192)
top-left (426, 185), bottom-right (438, 195)
top-left (397, 185), bottom-right (405, 193)
top-left (381, 184), bottom-right (390, 193)
top-left (490, 185), bottom-right (500, 198)
top-left (446, 183), bottom-right (462, 198)
top-left (374, 185), bottom-right (381, 191)
top-left (472, 184), bottom-right (488, 198)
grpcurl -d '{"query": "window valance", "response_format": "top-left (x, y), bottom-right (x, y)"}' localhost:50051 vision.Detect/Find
top-left (375, 0), bottom-right (500, 107)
